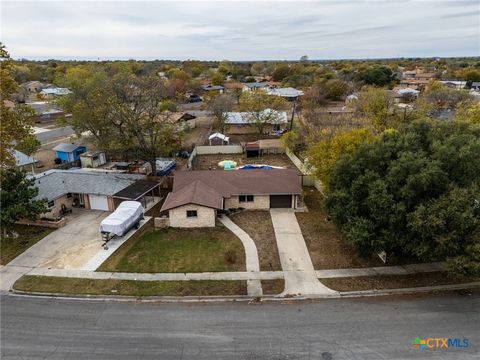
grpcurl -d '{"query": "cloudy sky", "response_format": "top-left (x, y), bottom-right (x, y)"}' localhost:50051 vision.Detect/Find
top-left (1, 0), bottom-right (479, 60)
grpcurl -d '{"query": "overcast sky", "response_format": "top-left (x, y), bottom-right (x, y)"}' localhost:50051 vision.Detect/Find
top-left (1, 0), bottom-right (479, 61)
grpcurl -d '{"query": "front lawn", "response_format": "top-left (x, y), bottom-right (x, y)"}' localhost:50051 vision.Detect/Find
top-left (99, 225), bottom-right (246, 273)
top-left (14, 276), bottom-right (247, 296)
top-left (230, 211), bottom-right (282, 271)
top-left (297, 188), bottom-right (384, 270)
top-left (1, 225), bottom-right (54, 265)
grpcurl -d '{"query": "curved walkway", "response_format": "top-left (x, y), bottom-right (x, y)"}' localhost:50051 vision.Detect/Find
top-left (219, 216), bottom-right (262, 297)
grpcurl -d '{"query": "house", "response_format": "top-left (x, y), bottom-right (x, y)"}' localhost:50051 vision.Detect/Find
top-left (225, 109), bottom-right (288, 132)
top-left (208, 133), bottom-right (229, 145)
top-left (14, 150), bottom-right (37, 174)
top-left (21, 81), bottom-right (51, 94)
top-left (161, 169), bottom-right (301, 227)
top-left (80, 151), bottom-right (107, 168)
top-left (471, 82), bottom-right (480, 91)
top-left (440, 80), bottom-right (467, 89)
top-left (40, 87), bottom-right (72, 98)
top-left (201, 84), bottom-right (224, 93)
top-left (28, 101), bottom-right (66, 123)
top-left (53, 143), bottom-right (87, 163)
top-left (32, 170), bottom-right (151, 217)
top-left (265, 87), bottom-right (304, 100)
top-left (242, 82), bottom-right (269, 92)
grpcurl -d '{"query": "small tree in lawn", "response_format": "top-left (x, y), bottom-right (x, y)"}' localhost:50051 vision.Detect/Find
top-left (0, 168), bottom-right (46, 236)
top-left (208, 93), bottom-right (235, 133)
top-left (238, 92), bottom-right (289, 137)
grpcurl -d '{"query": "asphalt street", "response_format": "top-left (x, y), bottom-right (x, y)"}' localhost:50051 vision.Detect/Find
top-left (36, 126), bottom-right (75, 143)
top-left (1, 292), bottom-right (478, 359)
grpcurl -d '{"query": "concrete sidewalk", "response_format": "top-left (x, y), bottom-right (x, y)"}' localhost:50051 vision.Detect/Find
top-left (270, 209), bottom-right (337, 296)
top-left (219, 216), bottom-right (262, 296)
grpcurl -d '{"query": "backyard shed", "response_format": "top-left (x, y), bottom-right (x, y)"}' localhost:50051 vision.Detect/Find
top-left (53, 143), bottom-right (87, 163)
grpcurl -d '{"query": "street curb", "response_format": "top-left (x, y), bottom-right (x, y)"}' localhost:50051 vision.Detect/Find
top-left (8, 282), bottom-right (480, 303)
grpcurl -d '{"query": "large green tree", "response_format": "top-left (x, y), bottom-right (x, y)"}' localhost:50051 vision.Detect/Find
top-left (0, 168), bottom-right (46, 235)
top-left (325, 120), bottom-right (480, 276)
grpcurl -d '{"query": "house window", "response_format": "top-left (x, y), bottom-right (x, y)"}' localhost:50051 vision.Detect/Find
top-left (186, 210), bottom-right (198, 218)
top-left (239, 195), bottom-right (254, 203)
top-left (66, 193), bottom-right (72, 198)
top-left (272, 123), bottom-right (281, 131)
top-left (47, 200), bottom-right (55, 208)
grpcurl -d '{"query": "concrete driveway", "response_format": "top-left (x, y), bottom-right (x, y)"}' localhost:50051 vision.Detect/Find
top-left (270, 209), bottom-right (336, 296)
top-left (0, 209), bottom-right (108, 291)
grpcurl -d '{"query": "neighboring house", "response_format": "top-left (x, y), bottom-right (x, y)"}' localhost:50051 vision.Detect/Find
top-left (32, 170), bottom-right (153, 217)
top-left (40, 87), bottom-right (72, 98)
top-left (265, 87), bottom-right (304, 100)
top-left (225, 109), bottom-right (288, 132)
top-left (80, 151), bottom-right (107, 168)
top-left (440, 80), bottom-right (467, 89)
top-left (415, 73), bottom-right (437, 81)
top-left (242, 82), bottom-right (269, 92)
top-left (14, 150), bottom-right (37, 174)
top-left (28, 101), bottom-right (66, 123)
top-left (471, 82), bottom-right (480, 91)
top-left (161, 169), bottom-right (301, 227)
top-left (201, 84), bottom-right (224, 93)
top-left (53, 143), bottom-right (87, 163)
top-left (208, 133), bottom-right (229, 145)
top-left (21, 81), bottom-right (51, 93)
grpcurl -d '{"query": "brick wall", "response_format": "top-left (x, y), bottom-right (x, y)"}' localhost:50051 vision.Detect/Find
top-left (224, 195), bottom-right (270, 210)
top-left (169, 204), bottom-right (216, 228)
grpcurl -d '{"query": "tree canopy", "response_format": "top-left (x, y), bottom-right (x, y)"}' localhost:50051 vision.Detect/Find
top-left (325, 120), bottom-right (480, 276)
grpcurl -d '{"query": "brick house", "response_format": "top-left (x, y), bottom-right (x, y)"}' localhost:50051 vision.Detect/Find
top-left (161, 169), bottom-right (301, 227)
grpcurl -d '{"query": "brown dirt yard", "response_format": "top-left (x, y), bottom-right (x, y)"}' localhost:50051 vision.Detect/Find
top-left (320, 272), bottom-right (479, 292)
top-left (230, 210), bottom-right (282, 271)
top-left (297, 187), bottom-right (384, 270)
top-left (194, 153), bottom-right (295, 170)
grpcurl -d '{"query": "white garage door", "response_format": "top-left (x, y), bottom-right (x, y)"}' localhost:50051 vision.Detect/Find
top-left (89, 194), bottom-right (109, 211)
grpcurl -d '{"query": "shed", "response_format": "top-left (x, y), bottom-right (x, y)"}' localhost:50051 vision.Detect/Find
top-left (80, 151), bottom-right (107, 168)
top-left (209, 133), bottom-right (230, 145)
top-left (14, 150), bottom-right (37, 174)
top-left (245, 142), bottom-right (260, 158)
top-left (53, 143), bottom-right (87, 163)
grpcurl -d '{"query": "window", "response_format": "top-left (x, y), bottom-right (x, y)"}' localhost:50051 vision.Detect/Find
top-left (272, 123), bottom-right (281, 132)
top-left (66, 193), bottom-right (72, 198)
top-left (186, 210), bottom-right (198, 218)
top-left (47, 200), bottom-right (55, 208)
top-left (239, 195), bottom-right (254, 203)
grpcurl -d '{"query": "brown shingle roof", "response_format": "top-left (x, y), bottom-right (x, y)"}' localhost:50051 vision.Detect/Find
top-left (161, 169), bottom-right (302, 211)
top-left (161, 180), bottom-right (223, 211)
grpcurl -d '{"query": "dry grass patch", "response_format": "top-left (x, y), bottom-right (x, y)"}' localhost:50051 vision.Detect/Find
top-left (99, 224), bottom-right (246, 273)
top-left (1, 225), bottom-right (54, 265)
top-left (14, 276), bottom-right (247, 296)
top-left (230, 210), bottom-right (282, 271)
top-left (262, 279), bottom-right (285, 295)
top-left (321, 272), bottom-right (479, 292)
top-left (297, 188), bottom-right (383, 270)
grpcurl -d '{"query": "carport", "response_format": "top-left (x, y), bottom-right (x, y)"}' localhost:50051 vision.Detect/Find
top-left (112, 180), bottom-right (161, 210)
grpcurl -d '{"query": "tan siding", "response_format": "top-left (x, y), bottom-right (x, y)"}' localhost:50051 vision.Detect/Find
top-left (169, 204), bottom-right (216, 228)
top-left (225, 195), bottom-right (270, 210)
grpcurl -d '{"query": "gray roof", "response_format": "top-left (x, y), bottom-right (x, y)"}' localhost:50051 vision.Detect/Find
top-left (52, 143), bottom-right (85, 153)
top-left (27, 101), bottom-right (63, 115)
top-left (244, 82), bottom-right (269, 88)
top-left (226, 109), bottom-right (288, 125)
top-left (32, 170), bottom-right (145, 201)
top-left (14, 150), bottom-right (37, 167)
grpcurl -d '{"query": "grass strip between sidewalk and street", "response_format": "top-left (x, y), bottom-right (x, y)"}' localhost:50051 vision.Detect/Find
top-left (320, 272), bottom-right (480, 292)
top-left (261, 279), bottom-right (285, 295)
top-left (13, 275), bottom-right (248, 297)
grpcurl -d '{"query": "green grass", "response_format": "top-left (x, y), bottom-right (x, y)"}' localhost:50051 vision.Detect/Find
top-left (99, 226), bottom-right (246, 273)
top-left (13, 275), bottom-right (248, 296)
top-left (1, 225), bottom-right (54, 265)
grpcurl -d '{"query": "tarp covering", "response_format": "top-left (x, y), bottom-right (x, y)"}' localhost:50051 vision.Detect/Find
top-left (99, 201), bottom-right (144, 237)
